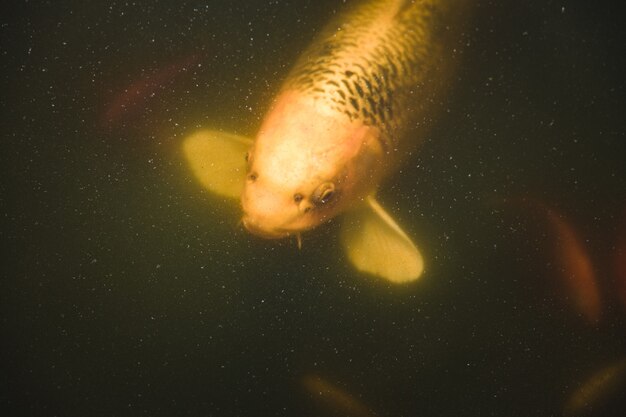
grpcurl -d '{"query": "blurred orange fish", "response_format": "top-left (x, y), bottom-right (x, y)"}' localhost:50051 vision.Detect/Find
top-left (301, 374), bottom-right (378, 417)
top-left (101, 54), bottom-right (198, 128)
top-left (503, 198), bottom-right (601, 324)
top-left (615, 207), bottom-right (626, 312)
top-left (542, 204), bottom-right (601, 323)
top-left (563, 358), bottom-right (626, 417)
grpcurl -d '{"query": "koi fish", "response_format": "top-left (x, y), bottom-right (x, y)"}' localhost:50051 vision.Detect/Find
top-left (563, 358), bottom-right (626, 417)
top-left (183, 0), bottom-right (466, 283)
top-left (498, 197), bottom-right (602, 323)
top-left (301, 374), bottom-right (378, 417)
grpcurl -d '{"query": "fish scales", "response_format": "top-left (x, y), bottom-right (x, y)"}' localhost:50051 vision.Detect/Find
top-left (287, 0), bottom-right (452, 150)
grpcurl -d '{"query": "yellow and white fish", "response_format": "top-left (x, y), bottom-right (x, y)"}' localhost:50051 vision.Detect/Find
top-left (184, 0), bottom-right (466, 283)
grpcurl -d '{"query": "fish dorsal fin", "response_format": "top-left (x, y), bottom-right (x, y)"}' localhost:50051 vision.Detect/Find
top-left (341, 196), bottom-right (424, 283)
top-left (182, 129), bottom-right (252, 199)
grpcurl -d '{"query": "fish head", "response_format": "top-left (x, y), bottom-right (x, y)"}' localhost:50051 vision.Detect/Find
top-left (240, 168), bottom-right (339, 239)
top-left (241, 91), bottom-right (384, 239)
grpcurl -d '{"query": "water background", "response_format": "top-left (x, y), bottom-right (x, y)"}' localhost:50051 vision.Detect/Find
top-left (1, 1), bottom-right (625, 416)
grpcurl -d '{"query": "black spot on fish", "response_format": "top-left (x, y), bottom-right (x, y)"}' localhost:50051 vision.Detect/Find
top-left (354, 81), bottom-right (364, 97)
top-left (373, 73), bottom-right (383, 89)
top-left (367, 97), bottom-right (378, 113)
top-left (363, 78), bottom-right (373, 94)
top-left (350, 97), bottom-right (360, 111)
top-left (300, 76), bottom-right (313, 85)
top-left (388, 59), bottom-right (399, 78)
top-left (340, 79), bottom-right (354, 95)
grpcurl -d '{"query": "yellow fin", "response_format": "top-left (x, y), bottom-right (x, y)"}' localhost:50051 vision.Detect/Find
top-left (182, 129), bottom-right (252, 199)
top-left (341, 196), bottom-right (424, 283)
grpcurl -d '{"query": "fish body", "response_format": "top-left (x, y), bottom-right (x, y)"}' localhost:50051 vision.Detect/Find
top-left (564, 359), bottom-right (626, 417)
top-left (243, 0), bottom-right (462, 236)
top-left (301, 374), bottom-right (378, 417)
top-left (184, 0), bottom-right (467, 282)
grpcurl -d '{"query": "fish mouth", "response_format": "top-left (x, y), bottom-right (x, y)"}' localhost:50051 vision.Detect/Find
top-left (241, 216), bottom-right (290, 239)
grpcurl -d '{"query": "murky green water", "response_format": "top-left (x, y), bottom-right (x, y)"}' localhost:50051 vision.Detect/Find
top-left (2, 1), bottom-right (625, 416)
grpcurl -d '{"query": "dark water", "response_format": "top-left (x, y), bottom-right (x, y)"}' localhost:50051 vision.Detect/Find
top-left (2, 1), bottom-right (625, 416)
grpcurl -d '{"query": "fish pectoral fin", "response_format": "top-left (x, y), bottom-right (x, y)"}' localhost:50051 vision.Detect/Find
top-left (182, 129), bottom-right (252, 199)
top-left (341, 196), bottom-right (424, 283)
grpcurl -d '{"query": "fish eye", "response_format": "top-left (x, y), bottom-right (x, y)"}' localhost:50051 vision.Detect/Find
top-left (312, 182), bottom-right (336, 205)
top-left (320, 189), bottom-right (334, 203)
top-left (247, 172), bottom-right (257, 182)
top-left (294, 193), bottom-right (303, 203)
